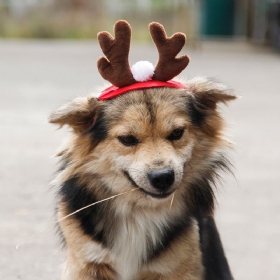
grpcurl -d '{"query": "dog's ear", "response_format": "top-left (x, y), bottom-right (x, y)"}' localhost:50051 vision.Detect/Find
top-left (49, 96), bottom-right (101, 133)
top-left (186, 77), bottom-right (236, 110)
top-left (185, 77), bottom-right (236, 127)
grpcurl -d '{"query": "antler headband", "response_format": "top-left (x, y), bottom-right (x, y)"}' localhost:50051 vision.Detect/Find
top-left (97, 20), bottom-right (190, 100)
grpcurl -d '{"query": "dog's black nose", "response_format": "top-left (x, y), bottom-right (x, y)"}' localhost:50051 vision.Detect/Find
top-left (148, 169), bottom-right (175, 191)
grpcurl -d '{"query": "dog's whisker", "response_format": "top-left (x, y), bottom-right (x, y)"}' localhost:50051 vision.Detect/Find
top-left (170, 192), bottom-right (175, 210)
top-left (16, 188), bottom-right (138, 249)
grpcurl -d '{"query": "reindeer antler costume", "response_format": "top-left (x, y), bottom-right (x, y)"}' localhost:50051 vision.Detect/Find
top-left (97, 20), bottom-right (190, 100)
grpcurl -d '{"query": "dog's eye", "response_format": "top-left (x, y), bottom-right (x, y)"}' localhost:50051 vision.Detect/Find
top-left (167, 128), bottom-right (184, 141)
top-left (118, 135), bottom-right (139, 146)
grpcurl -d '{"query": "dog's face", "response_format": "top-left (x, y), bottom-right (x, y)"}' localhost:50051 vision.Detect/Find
top-left (50, 78), bottom-right (235, 208)
top-left (100, 88), bottom-right (194, 200)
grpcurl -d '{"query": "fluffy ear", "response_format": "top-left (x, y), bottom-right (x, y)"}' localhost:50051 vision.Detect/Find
top-left (48, 96), bottom-right (101, 133)
top-left (186, 77), bottom-right (236, 110)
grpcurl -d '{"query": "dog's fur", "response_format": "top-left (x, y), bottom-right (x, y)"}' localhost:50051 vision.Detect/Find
top-left (49, 77), bottom-right (236, 280)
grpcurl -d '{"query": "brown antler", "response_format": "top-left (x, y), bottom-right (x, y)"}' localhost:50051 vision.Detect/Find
top-left (97, 20), bottom-right (136, 87)
top-left (149, 22), bottom-right (190, 81)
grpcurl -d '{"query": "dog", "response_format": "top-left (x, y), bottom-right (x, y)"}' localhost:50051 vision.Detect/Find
top-left (49, 21), bottom-right (236, 280)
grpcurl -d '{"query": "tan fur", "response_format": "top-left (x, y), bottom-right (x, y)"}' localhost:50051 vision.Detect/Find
top-left (59, 203), bottom-right (118, 280)
top-left (50, 77), bottom-right (236, 280)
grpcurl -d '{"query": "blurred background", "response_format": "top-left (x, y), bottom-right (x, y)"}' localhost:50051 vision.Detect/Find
top-left (0, 1), bottom-right (280, 280)
top-left (0, 0), bottom-right (280, 49)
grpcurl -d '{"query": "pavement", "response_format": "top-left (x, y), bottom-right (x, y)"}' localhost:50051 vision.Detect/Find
top-left (0, 39), bottom-right (279, 280)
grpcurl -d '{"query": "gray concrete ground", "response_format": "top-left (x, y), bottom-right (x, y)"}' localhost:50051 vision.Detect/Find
top-left (0, 39), bottom-right (279, 280)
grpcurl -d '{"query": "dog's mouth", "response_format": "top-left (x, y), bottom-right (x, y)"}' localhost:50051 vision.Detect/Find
top-left (123, 171), bottom-right (174, 199)
top-left (139, 188), bottom-right (174, 199)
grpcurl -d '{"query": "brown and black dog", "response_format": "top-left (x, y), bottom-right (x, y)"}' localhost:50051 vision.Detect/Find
top-left (49, 76), bottom-right (236, 280)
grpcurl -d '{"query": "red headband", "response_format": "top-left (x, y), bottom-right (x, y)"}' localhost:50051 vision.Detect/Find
top-left (99, 80), bottom-right (186, 101)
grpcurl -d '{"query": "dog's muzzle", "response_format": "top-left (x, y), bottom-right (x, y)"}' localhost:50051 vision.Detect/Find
top-left (123, 168), bottom-right (176, 199)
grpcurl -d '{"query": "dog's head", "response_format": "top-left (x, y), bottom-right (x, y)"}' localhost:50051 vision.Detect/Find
top-left (49, 77), bottom-right (235, 211)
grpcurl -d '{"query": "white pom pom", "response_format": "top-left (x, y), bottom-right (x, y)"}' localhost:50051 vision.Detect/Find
top-left (131, 61), bottom-right (155, 82)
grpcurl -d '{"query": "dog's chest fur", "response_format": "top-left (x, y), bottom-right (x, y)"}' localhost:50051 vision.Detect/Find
top-left (113, 209), bottom-right (161, 279)
top-left (113, 206), bottom-right (168, 278)
top-left (82, 201), bottom-right (189, 279)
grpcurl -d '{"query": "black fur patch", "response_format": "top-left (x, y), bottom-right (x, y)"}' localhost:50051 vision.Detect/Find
top-left (189, 152), bottom-right (232, 217)
top-left (190, 154), bottom-right (233, 279)
top-left (188, 178), bottom-right (215, 217)
top-left (198, 216), bottom-right (234, 280)
top-left (86, 109), bottom-right (108, 143)
top-left (187, 98), bottom-right (207, 126)
top-left (59, 176), bottom-right (114, 248)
